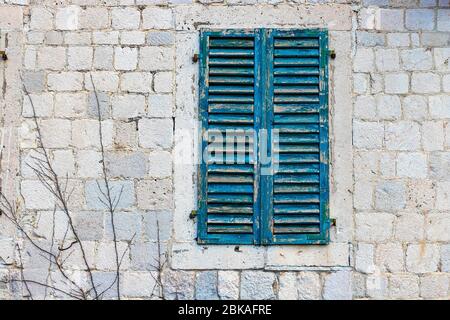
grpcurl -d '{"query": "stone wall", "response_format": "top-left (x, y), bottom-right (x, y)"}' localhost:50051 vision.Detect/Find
top-left (0, 0), bottom-right (449, 299)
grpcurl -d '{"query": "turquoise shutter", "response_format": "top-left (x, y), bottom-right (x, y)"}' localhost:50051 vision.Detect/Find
top-left (263, 29), bottom-right (329, 244)
top-left (198, 29), bottom-right (329, 245)
top-left (198, 30), bottom-right (261, 244)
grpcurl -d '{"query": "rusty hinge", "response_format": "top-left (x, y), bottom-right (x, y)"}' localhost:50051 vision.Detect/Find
top-left (329, 49), bottom-right (336, 59)
top-left (189, 210), bottom-right (197, 220)
top-left (330, 218), bottom-right (337, 227)
top-left (192, 54), bottom-right (199, 63)
top-left (0, 50), bottom-right (7, 61)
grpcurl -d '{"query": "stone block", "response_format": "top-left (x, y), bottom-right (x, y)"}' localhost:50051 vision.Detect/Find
top-left (240, 271), bottom-right (277, 300)
top-left (111, 8), bottom-right (140, 30)
top-left (406, 244), bottom-right (440, 273)
top-left (136, 178), bottom-right (173, 210)
top-left (323, 271), bottom-right (352, 300)
top-left (355, 212), bottom-right (395, 241)
top-left (196, 271), bottom-right (219, 300)
top-left (385, 121), bottom-right (421, 151)
top-left (138, 118), bottom-right (173, 149)
top-left (105, 151), bottom-right (148, 178)
top-left (218, 271), bottom-right (239, 300)
top-left (85, 180), bottom-right (135, 210)
top-left (114, 47), bottom-right (138, 71)
top-left (111, 94), bottom-right (145, 119)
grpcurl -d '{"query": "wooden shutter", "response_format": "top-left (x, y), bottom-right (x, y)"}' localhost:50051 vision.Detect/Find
top-left (198, 30), bottom-right (261, 244)
top-left (198, 29), bottom-right (329, 245)
top-left (264, 29), bottom-right (329, 244)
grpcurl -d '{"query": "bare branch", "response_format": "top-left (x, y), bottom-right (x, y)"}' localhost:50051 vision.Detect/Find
top-left (89, 74), bottom-right (122, 300)
top-left (16, 244), bottom-right (33, 300)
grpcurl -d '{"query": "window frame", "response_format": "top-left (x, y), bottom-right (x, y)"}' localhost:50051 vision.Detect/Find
top-left (197, 28), bottom-right (330, 245)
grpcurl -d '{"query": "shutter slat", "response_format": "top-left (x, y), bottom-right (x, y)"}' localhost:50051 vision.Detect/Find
top-left (274, 67), bottom-right (320, 76)
top-left (208, 95), bottom-right (254, 103)
top-left (208, 225), bottom-right (253, 234)
top-left (274, 193), bottom-right (320, 204)
top-left (273, 124), bottom-right (320, 133)
top-left (208, 183), bottom-right (253, 194)
top-left (208, 215), bottom-right (253, 224)
top-left (274, 76), bottom-right (319, 84)
top-left (273, 215), bottom-right (320, 224)
top-left (209, 38), bottom-right (254, 48)
top-left (276, 153), bottom-right (320, 164)
top-left (274, 104), bottom-right (320, 113)
top-left (274, 114), bottom-right (320, 123)
top-left (207, 154), bottom-right (254, 164)
top-left (208, 194), bottom-right (253, 204)
top-left (273, 58), bottom-right (319, 66)
top-left (209, 58), bottom-right (254, 66)
top-left (274, 49), bottom-right (320, 57)
top-left (274, 86), bottom-right (319, 94)
top-left (208, 173), bottom-right (253, 183)
top-left (209, 103), bottom-right (254, 113)
top-left (275, 133), bottom-right (320, 143)
top-left (274, 96), bottom-right (320, 103)
top-left (274, 174), bottom-right (320, 184)
top-left (276, 164), bottom-right (320, 173)
top-left (273, 225), bottom-right (320, 234)
top-left (274, 184), bottom-right (320, 193)
top-left (274, 204), bottom-right (320, 214)
top-left (208, 85), bottom-right (254, 94)
top-left (274, 144), bottom-right (320, 153)
top-left (209, 76), bottom-right (254, 84)
top-left (207, 204), bottom-right (254, 214)
top-left (209, 48), bottom-right (255, 57)
top-left (209, 67), bottom-right (254, 76)
top-left (208, 114), bottom-right (254, 124)
top-left (208, 164), bottom-right (254, 174)
top-left (274, 38), bottom-right (319, 48)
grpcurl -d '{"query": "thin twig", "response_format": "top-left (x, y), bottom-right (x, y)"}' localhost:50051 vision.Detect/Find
top-left (16, 244), bottom-right (33, 300)
top-left (44, 207), bottom-right (57, 299)
top-left (89, 74), bottom-right (121, 300)
top-left (6, 279), bottom-right (83, 300)
top-left (21, 79), bottom-right (98, 299)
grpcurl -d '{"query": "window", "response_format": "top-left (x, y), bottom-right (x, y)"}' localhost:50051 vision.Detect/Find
top-left (197, 29), bottom-right (330, 245)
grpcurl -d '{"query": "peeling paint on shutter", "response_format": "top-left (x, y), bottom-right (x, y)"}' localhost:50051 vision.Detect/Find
top-left (198, 30), bottom-right (261, 244)
top-left (266, 29), bottom-right (329, 244)
top-left (198, 29), bottom-right (329, 245)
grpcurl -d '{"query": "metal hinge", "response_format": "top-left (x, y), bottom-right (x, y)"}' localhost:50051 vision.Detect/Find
top-left (189, 210), bottom-right (197, 220)
top-left (329, 49), bottom-right (336, 59)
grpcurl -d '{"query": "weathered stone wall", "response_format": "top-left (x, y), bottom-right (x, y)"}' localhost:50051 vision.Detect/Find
top-left (0, 0), bottom-right (448, 299)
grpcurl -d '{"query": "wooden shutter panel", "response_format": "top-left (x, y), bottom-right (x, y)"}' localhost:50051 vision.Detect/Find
top-left (265, 29), bottom-right (329, 244)
top-left (198, 30), bottom-right (261, 244)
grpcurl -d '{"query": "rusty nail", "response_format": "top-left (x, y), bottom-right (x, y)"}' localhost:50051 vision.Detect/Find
top-left (329, 50), bottom-right (336, 59)
top-left (189, 210), bottom-right (197, 219)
